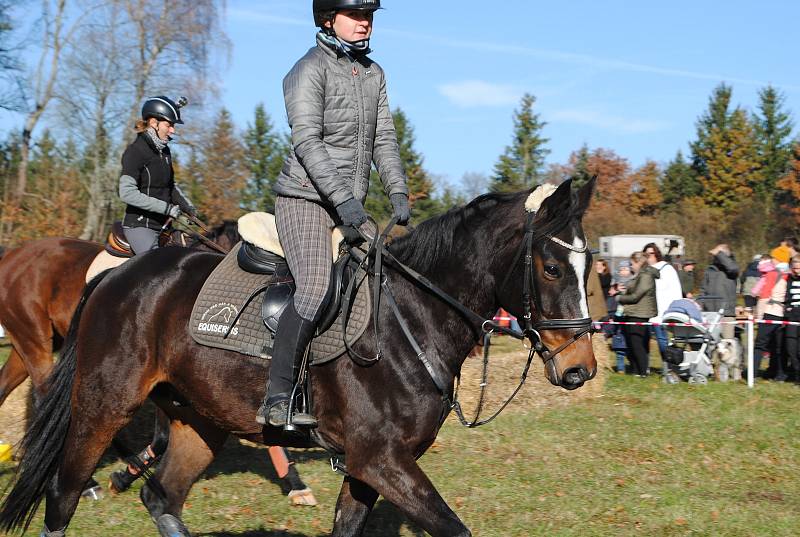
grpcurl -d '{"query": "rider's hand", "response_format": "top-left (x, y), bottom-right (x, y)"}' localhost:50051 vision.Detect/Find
top-left (335, 198), bottom-right (368, 228)
top-left (167, 204), bottom-right (181, 219)
top-left (390, 193), bottom-right (410, 225)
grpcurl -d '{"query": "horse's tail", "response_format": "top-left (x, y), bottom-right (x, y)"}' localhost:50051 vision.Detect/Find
top-left (0, 269), bottom-right (111, 532)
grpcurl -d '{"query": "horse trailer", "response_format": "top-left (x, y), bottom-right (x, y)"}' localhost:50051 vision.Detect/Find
top-left (598, 234), bottom-right (685, 272)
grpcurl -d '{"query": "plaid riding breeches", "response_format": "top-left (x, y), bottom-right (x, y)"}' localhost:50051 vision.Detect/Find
top-left (275, 196), bottom-right (335, 322)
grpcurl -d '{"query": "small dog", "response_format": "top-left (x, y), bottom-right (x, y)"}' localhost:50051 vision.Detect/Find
top-left (715, 338), bottom-right (743, 382)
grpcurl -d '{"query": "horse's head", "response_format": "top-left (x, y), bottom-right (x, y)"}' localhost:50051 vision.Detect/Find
top-left (498, 179), bottom-right (597, 390)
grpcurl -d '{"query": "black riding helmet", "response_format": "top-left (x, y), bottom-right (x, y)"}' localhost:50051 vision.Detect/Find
top-left (141, 96), bottom-right (187, 125)
top-left (313, 0), bottom-right (381, 28)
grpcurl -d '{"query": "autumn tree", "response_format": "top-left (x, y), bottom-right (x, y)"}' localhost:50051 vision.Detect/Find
top-left (627, 160), bottom-right (663, 216)
top-left (187, 108), bottom-right (247, 223)
top-left (777, 141), bottom-right (800, 227)
top-left (490, 93), bottom-right (549, 193)
top-left (242, 103), bottom-right (289, 213)
top-left (696, 108), bottom-right (762, 210)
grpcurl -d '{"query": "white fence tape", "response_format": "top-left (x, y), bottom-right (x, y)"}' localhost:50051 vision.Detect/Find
top-left (592, 317), bottom-right (790, 389)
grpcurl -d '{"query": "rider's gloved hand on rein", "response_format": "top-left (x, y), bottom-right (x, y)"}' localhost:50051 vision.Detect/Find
top-left (335, 198), bottom-right (368, 228)
top-left (390, 193), bottom-right (410, 225)
top-left (167, 204), bottom-right (181, 219)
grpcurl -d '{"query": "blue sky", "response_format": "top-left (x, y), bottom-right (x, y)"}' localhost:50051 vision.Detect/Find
top-left (5, 1), bottom-right (799, 194)
top-left (218, 1), bottom-right (800, 190)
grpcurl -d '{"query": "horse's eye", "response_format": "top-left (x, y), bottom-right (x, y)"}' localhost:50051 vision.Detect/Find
top-left (544, 264), bottom-right (561, 279)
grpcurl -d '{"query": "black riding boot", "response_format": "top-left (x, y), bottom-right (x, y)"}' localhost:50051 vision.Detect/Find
top-left (256, 302), bottom-right (317, 427)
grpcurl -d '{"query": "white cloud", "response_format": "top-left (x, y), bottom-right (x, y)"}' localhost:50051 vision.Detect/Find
top-left (438, 80), bottom-right (524, 108)
top-left (549, 108), bottom-right (669, 134)
top-left (382, 28), bottom-right (800, 92)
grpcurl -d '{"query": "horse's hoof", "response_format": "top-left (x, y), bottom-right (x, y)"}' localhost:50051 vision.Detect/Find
top-left (156, 514), bottom-right (191, 537)
top-left (288, 487), bottom-right (318, 506)
top-left (80, 484), bottom-right (104, 501)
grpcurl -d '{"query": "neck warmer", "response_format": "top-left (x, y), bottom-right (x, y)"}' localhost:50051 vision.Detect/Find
top-left (145, 127), bottom-right (167, 153)
top-left (318, 31), bottom-right (371, 58)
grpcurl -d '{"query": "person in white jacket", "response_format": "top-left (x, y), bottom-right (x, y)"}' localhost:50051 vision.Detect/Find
top-left (644, 243), bottom-right (683, 366)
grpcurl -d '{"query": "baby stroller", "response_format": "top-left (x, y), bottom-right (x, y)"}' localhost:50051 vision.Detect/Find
top-left (661, 299), bottom-right (723, 384)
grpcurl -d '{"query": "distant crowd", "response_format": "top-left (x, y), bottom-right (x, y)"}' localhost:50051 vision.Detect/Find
top-left (595, 237), bottom-right (800, 383)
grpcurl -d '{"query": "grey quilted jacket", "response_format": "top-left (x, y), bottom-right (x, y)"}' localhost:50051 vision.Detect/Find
top-left (274, 34), bottom-right (408, 208)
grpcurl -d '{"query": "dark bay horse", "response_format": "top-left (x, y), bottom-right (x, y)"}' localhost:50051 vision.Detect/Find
top-left (0, 180), bottom-right (597, 537)
top-left (0, 223), bottom-right (318, 501)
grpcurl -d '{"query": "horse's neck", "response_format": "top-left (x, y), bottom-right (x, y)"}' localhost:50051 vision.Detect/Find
top-left (389, 237), bottom-right (500, 376)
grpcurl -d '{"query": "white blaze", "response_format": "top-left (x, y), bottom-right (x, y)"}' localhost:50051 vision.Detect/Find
top-left (569, 237), bottom-right (590, 318)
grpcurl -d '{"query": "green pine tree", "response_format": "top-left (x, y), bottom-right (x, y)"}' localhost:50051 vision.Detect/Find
top-left (367, 108), bottom-right (439, 224)
top-left (660, 150), bottom-right (702, 209)
top-left (691, 83), bottom-right (733, 178)
top-left (242, 103), bottom-right (289, 212)
top-left (570, 143), bottom-right (593, 188)
top-left (753, 85), bottom-right (794, 200)
top-left (490, 93), bottom-right (550, 193)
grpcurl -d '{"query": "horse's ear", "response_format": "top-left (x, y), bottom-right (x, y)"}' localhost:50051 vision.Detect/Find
top-left (534, 179), bottom-right (572, 222)
top-left (575, 176), bottom-right (597, 218)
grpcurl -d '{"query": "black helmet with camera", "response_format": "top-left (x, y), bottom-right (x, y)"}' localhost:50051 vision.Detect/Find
top-left (141, 96), bottom-right (187, 125)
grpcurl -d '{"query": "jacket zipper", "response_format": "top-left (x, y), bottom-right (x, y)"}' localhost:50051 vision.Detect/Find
top-left (352, 60), bottom-right (365, 199)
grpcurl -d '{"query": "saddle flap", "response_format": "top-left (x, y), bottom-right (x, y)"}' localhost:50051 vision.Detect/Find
top-left (105, 221), bottom-right (134, 258)
top-left (237, 242), bottom-right (286, 275)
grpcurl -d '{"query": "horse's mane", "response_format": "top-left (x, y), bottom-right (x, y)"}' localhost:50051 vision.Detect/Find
top-left (389, 190), bottom-right (529, 273)
top-left (389, 187), bottom-right (583, 273)
top-left (205, 220), bottom-right (240, 242)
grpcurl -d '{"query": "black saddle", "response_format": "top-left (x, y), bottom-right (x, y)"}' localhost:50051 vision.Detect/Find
top-left (235, 242), bottom-right (354, 335)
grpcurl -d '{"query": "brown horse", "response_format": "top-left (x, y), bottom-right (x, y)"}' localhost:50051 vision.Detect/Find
top-left (0, 181), bottom-right (597, 536)
top-left (0, 223), bottom-right (239, 405)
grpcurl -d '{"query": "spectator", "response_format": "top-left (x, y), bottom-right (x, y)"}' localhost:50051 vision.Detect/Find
top-left (678, 258), bottom-right (696, 298)
top-left (643, 243), bottom-right (683, 366)
top-left (751, 248), bottom-right (789, 379)
top-left (781, 236), bottom-right (798, 258)
top-left (740, 254), bottom-right (764, 310)
top-left (782, 255), bottom-right (800, 383)
top-left (699, 244), bottom-right (740, 340)
top-left (616, 252), bottom-right (660, 376)
top-left (595, 259), bottom-right (613, 315)
top-left (608, 261), bottom-right (634, 373)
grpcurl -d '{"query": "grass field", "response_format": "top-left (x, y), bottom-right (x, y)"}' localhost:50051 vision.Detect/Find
top-left (0, 340), bottom-right (798, 536)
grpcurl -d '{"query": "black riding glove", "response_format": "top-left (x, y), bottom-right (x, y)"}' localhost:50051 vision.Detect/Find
top-left (335, 198), bottom-right (368, 227)
top-left (390, 193), bottom-right (410, 225)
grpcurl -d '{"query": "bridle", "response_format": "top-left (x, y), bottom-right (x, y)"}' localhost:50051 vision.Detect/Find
top-left (509, 211), bottom-right (594, 365)
top-left (348, 208), bottom-right (594, 428)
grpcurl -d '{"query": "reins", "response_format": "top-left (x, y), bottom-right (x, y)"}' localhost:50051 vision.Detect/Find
top-left (170, 214), bottom-right (230, 254)
top-left (346, 211), bottom-right (593, 428)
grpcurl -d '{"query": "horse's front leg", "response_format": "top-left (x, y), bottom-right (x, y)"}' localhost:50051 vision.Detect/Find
top-left (349, 451), bottom-right (471, 537)
top-left (330, 476), bottom-right (379, 537)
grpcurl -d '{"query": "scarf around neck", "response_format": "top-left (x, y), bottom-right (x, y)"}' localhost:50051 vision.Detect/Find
top-left (145, 127), bottom-right (167, 153)
top-left (318, 31), bottom-right (371, 58)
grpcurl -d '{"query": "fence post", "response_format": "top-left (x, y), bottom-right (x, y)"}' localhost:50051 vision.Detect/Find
top-left (747, 315), bottom-right (755, 389)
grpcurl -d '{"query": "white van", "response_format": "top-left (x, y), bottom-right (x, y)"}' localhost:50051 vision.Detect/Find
top-left (599, 234), bottom-right (685, 272)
